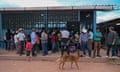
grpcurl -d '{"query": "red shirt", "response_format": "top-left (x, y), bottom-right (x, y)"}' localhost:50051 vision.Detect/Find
top-left (26, 42), bottom-right (33, 51)
top-left (51, 35), bottom-right (58, 43)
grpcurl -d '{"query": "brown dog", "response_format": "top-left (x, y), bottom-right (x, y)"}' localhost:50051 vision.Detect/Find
top-left (57, 52), bottom-right (80, 69)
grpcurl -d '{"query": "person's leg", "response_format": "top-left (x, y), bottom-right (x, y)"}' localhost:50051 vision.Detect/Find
top-left (8, 40), bottom-right (10, 50)
top-left (6, 40), bottom-right (9, 50)
top-left (106, 45), bottom-right (111, 57)
top-left (52, 42), bottom-right (56, 53)
top-left (112, 45), bottom-right (117, 56)
top-left (93, 42), bottom-right (97, 58)
top-left (44, 43), bottom-right (48, 55)
top-left (97, 42), bottom-right (101, 57)
top-left (116, 46), bottom-right (119, 56)
top-left (41, 43), bottom-right (44, 55)
top-left (88, 39), bottom-right (93, 51)
top-left (19, 41), bottom-right (22, 56)
top-left (61, 45), bottom-right (64, 57)
top-left (15, 42), bottom-right (19, 53)
top-left (55, 41), bottom-right (59, 52)
top-left (86, 42), bottom-right (91, 57)
top-left (4, 40), bottom-right (7, 50)
top-left (81, 42), bottom-right (86, 56)
top-left (32, 44), bottom-right (36, 56)
top-left (66, 46), bottom-right (70, 55)
top-left (36, 44), bottom-right (40, 54)
top-left (21, 41), bottom-right (25, 55)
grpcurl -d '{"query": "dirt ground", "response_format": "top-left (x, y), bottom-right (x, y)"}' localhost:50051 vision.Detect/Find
top-left (0, 60), bottom-right (120, 72)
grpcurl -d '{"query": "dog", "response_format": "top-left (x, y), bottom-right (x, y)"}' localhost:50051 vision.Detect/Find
top-left (56, 52), bottom-right (80, 69)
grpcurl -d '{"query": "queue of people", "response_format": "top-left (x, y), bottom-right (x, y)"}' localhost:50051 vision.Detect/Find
top-left (3, 26), bottom-right (120, 61)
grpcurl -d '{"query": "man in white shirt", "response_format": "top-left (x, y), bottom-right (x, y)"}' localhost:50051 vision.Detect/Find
top-left (60, 29), bottom-right (70, 56)
top-left (17, 28), bottom-right (25, 56)
top-left (30, 28), bottom-right (37, 56)
top-left (88, 29), bottom-right (93, 51)
top-left (14, 31), bottom-right (19, 53)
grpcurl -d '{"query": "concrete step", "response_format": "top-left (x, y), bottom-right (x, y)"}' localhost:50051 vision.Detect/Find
top-left (0, 55), bottom-right (120, 63)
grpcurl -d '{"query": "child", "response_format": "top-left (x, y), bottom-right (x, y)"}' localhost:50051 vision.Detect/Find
top-left (26, 39), bottom-right (33, 61)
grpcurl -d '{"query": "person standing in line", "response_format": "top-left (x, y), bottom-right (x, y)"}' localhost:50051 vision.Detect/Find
top-left (60, 29), bottom-right (70, 57)
top-left (51, 32), bottom-right (58, 53)
top-left (106, 26), bottom-right (118, 58)
top-left (74, 32), bottom-right (80, 51)
top-left (79, 29), bottom-right (91, 57)
top-left (57, 30), bottom-right (62, 52)
top-left (5, 29), bottom-right (12, 50)
top-left (14, 31), bottom-right (19, 53)
top-left (30, 28), bottom-right (37, 56)
top-left (17, 28), bottom-right (26, 56)
top-left (10, 34), bottom-right (15, 51)
top-left (88, 29), bottom-right (93, 53)
top-left (93, 28), bottom-right (103, 58)
top-left (25, 39), bottom-right (33, 61)
top-left (36, 32), bottom-right (41, 54)
top-left (41, 28), bottom-right (48, 56)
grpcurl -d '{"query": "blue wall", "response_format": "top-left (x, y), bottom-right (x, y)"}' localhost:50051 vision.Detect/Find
top-left (0, 13), bottom-right (5, 48)
top-left (0, 13), bottom-right (2, 40)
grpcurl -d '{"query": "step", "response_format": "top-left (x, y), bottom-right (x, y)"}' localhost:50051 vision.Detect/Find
top-left (0, 55), bottom-right (120, 63)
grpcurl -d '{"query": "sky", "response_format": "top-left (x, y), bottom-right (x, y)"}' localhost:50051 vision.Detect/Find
top-left (0, 0), bottom-right (120, 23)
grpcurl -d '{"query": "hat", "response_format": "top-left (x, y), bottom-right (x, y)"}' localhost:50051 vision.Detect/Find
top-left (16, 31), bottom-right (18, 33)
top-left (18, 28), bottom-right (23, 31)
top-left (82, 29), bottom-right (87, 33)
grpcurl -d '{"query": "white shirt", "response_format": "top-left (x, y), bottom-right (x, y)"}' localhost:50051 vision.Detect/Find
top-left (88, 31), bottom-right (93, 39)
top-left (61, 30), bottom-right (70, 38)
top-left (14, 34), bottom-right (18, 43)
top-left (30, 32), bottom-right (36, 44)
top-left (17, 32), bottom-right (25, 41)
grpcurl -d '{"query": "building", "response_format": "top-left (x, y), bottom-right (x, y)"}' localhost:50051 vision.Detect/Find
top-left (98, 18), bottom-right (120, 36)
top-left (0, 5), bottom-right (113, 37)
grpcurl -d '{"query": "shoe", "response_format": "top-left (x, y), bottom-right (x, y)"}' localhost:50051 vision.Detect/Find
top-left (112, 56), bottom-right (118, 59)
top-left (97, 55), bottom-right (101, 57)
top-left (105, 55), bottom-right (111, 58)
top-left (80, 55), bottom-right (85, 57)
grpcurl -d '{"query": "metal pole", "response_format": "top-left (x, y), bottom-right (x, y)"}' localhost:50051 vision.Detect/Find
top-left (93, 11), bottom-right (96, 33)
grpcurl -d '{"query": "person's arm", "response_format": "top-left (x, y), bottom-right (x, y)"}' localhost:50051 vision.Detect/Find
top-left (112, 32), bottom-right (117, 45)
top-left (16, 34), bottom-right (20, 43)
top-left (79, 35), bottom-right (81, 44)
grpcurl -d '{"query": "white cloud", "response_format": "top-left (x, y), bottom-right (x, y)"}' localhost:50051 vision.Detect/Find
top-left (97, 11), bottom-right (120, 23)
top-left (0, 0), bottom-right (63, 7)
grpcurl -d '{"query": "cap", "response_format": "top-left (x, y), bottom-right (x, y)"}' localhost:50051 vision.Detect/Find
top-left (18, 28), bottom-right (23, 31)
top-left (82, 29), bottom-right (87, 33)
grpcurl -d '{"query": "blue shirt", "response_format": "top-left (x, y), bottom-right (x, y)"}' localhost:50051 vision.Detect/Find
top-left (94, 32), bottom-right (102, 41)
top-left (79, 33), bottom-right (89, 43)
top-left (30, 32), bottom-right (36, 44)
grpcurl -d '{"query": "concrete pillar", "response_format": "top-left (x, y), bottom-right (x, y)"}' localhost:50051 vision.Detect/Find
top-left (78, 10), bottom-right (80, 21)
top-left (0, 13), bottom-right (2, 40)
top-left (78, 10), bottom-right (81, 32)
